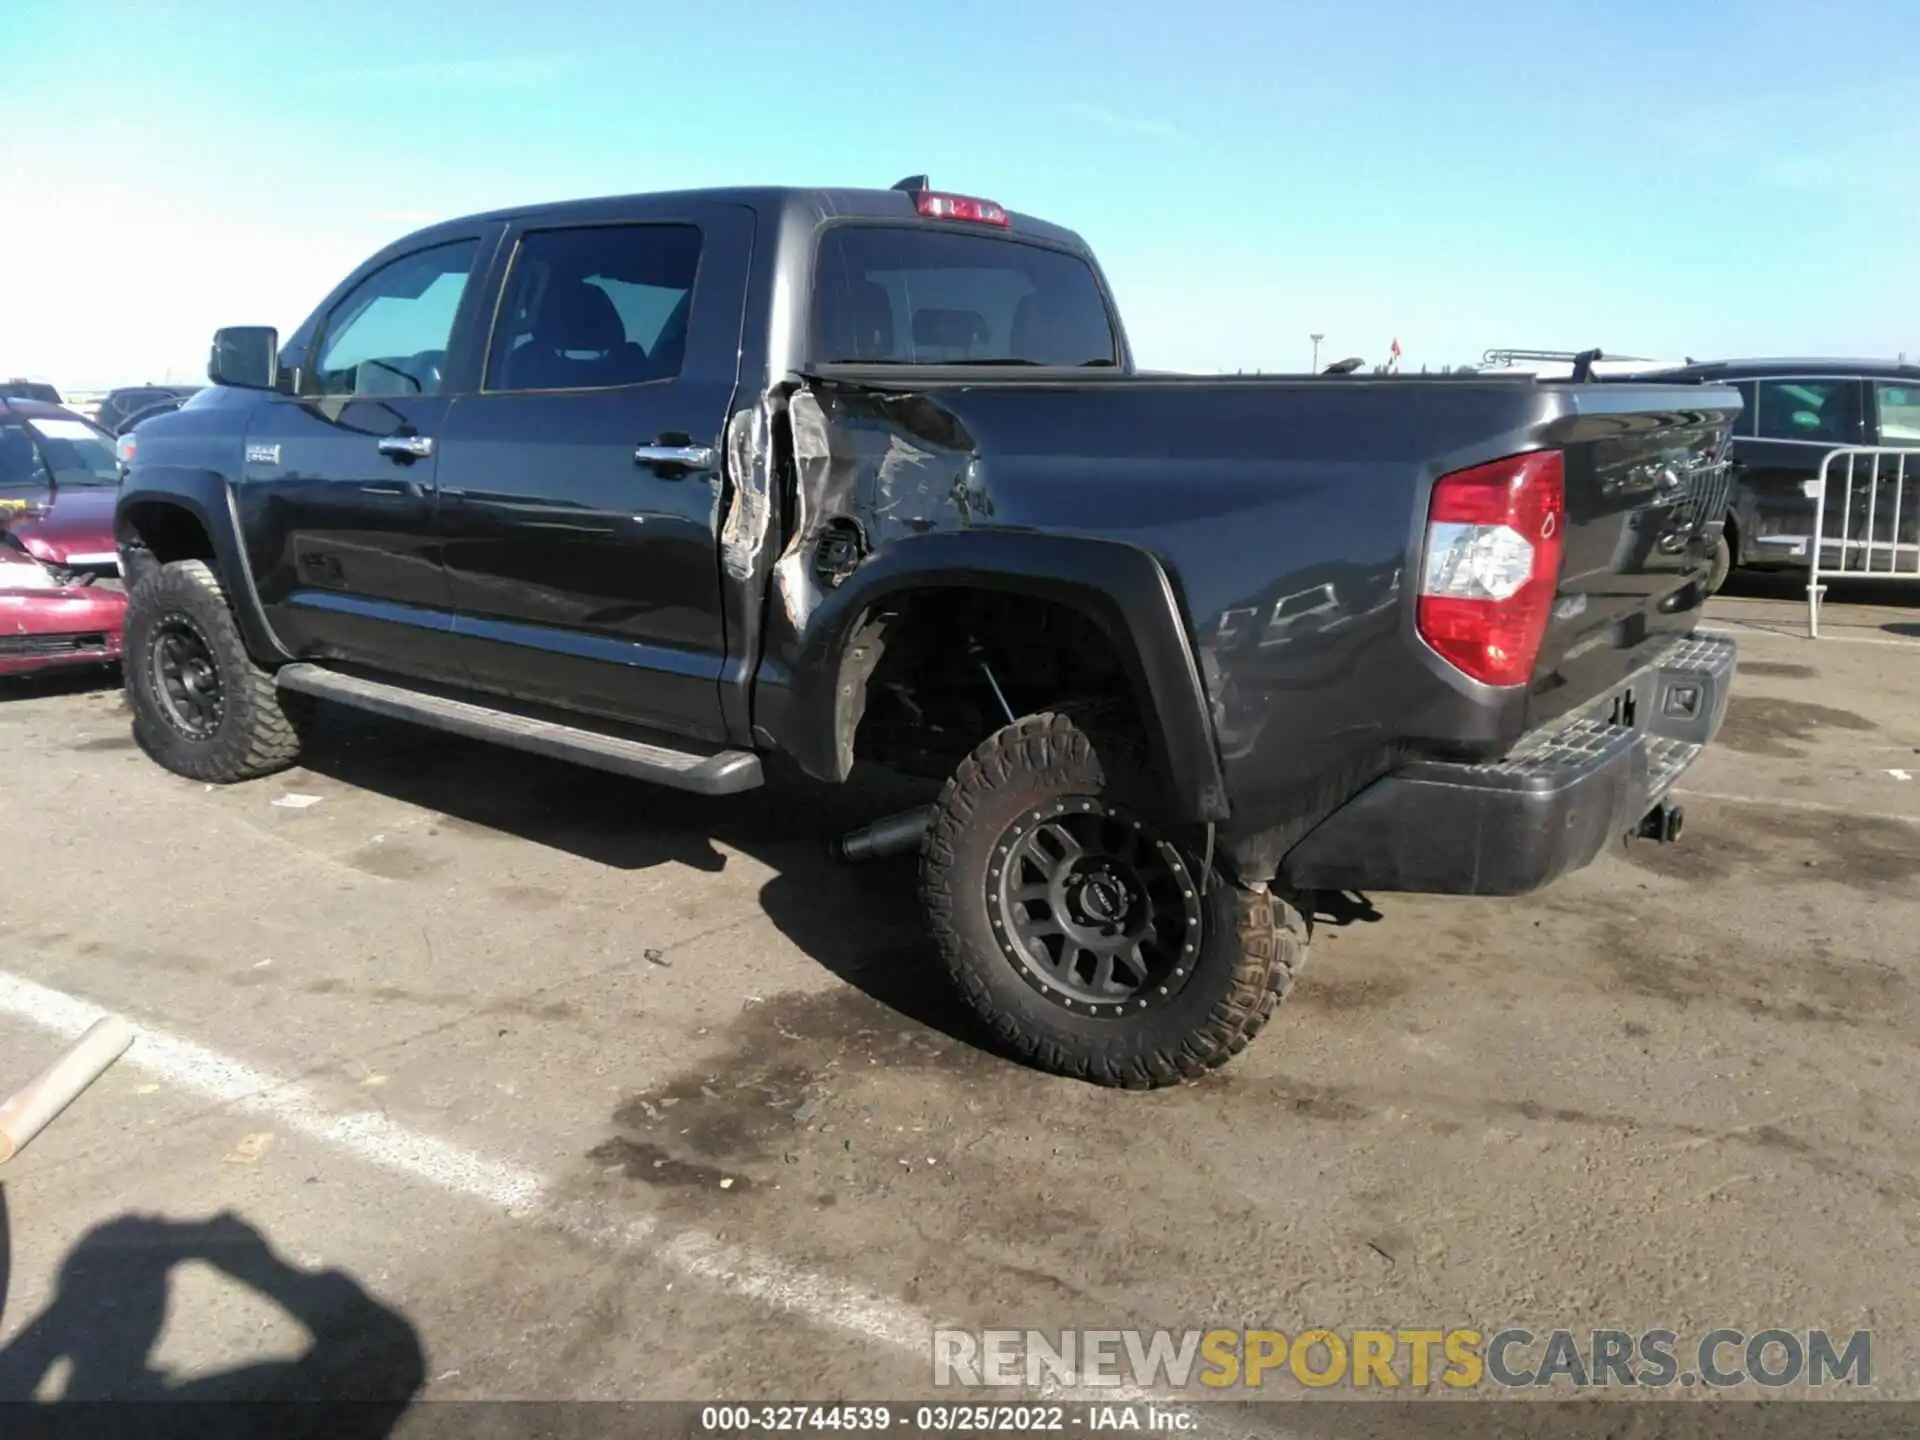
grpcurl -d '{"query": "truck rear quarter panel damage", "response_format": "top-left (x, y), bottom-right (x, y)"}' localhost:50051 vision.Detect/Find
top-left (750, 382), bottom-right (1229, 820)
top-left (750, 378), bottom-right (1621, 879)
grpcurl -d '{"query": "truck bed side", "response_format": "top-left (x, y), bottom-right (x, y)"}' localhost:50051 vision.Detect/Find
top-left (746, 371), bottom-right (1738, 875)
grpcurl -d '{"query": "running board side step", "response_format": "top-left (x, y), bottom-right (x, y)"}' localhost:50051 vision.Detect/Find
top-left (275, 663), bottom-right (763, 795)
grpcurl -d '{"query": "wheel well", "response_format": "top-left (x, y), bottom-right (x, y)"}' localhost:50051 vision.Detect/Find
top-left (119, 501), bottom-right (216, 578)
top-left (846, 587), bottom-right (1150, 781)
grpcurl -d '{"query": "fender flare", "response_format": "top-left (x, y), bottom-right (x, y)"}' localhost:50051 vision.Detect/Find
top-left (115, 468), bottom-right (293, 665)
top-left (770, 530), bottom-right (1229, 824)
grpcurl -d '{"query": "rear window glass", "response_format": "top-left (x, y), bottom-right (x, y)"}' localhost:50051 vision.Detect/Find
top-left (811, 226), bottom-right (1117, 367)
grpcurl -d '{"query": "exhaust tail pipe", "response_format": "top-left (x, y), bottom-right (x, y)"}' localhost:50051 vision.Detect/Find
top-left (835, 805), bottom-right (937, 863)
top-left (1635, 801), bottom-right (1685, 845)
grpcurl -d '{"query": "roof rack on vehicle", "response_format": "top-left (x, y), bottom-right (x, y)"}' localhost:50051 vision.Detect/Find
top-left (1481, 349), bottom-right (1584, 366)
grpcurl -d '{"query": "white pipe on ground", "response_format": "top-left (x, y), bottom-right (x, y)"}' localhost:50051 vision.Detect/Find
top-left (0, 1017), bottom-right (134, 1164)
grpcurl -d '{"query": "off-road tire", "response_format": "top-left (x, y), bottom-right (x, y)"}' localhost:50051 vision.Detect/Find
top-left (1706, 531), bottom-right (1732, 595)
top-left (920, 711), bottom-right (1308, 1088)
top-left (125, 559), bottom-right (310, 783)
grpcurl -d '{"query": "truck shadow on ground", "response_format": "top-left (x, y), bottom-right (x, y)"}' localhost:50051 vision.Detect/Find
top-left (294, 704), bottom-right (991, 1048)
top-left (0, 665), bottom-right (121, 704)
top-left (0, 1197), bottom-right (422, 1436)
top-left (293, 705), bottom-right (1391, 1063)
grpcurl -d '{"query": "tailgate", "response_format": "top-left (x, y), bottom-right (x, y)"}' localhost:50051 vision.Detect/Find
top-left (1527, 383), bottom-right (1740, 730)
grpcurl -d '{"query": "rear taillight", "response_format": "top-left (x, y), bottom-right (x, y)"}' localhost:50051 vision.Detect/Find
top-left (1417, 450), bottom-right (1565, 687)
top-left (912, 191), bottom-right (1010, 226)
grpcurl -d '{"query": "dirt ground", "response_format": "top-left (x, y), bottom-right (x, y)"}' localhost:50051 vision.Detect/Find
top-left (0, 575), bottom-right (1915, 1434)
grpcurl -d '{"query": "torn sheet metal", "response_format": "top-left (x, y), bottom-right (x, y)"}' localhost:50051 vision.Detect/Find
top-left (771, 383), bottom-right (984, 633)
top-left (720, 400), bottom-right (772, 584)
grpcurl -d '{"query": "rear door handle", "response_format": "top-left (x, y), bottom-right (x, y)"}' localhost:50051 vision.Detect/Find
top-left (377, 435), bottom-right (435, 462)
top-left (634, 442), bottom-right (714, 477)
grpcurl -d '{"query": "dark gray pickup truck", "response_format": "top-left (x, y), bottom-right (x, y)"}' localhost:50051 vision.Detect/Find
top-left (115, 179), bottom-right (1740, 1086)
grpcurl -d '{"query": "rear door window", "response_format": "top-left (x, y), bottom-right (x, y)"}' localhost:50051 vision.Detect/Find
top-left (1873, 381), bottom-right (1920, 447)
top-left (1754, 378), bottom-right (1861, 444)
top-left (486, 224), bottom-right (702, 392)
top-left (811, 226), bottom-right (1117, 366)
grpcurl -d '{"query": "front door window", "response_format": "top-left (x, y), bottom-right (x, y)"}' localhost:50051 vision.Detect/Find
top-left (310, 241), bottom-right (480, 398)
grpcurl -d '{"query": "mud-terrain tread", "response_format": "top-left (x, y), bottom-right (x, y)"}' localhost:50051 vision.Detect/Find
top-left (919, 711), bottom-right (1308, 1089)
top-left (125, 559), bottom-right (310, 782)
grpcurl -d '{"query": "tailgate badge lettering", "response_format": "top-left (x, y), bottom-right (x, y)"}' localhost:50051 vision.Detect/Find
top-left (246, 443), bottom-right (282, 466)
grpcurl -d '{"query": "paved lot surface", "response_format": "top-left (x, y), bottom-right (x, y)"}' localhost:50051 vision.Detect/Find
top-left (0, 578), bottom-right (1915, 1430)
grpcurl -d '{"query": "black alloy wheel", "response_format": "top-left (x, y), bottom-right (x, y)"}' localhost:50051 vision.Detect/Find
top-left (149, 614), bottom-right (225, 740)
top-left (990, 799), bottom-right (1203, 1017)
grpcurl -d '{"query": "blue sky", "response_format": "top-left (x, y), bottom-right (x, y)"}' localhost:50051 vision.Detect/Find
top-left (3, 0), bottom-right (1915, 386)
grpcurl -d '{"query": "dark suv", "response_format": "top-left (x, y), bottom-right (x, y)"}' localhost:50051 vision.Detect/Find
top-left (94, 385), bottom-right (200, 436)
top-left (1648, 358), bottom-right (1920, 589)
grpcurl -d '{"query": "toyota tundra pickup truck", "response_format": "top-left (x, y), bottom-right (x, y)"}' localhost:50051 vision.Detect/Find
top-left (114, 179), bottom-right (1740, 1087)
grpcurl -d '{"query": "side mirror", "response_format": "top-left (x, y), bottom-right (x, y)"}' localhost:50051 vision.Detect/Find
top-left (208, 326), bottom-right (281, 390)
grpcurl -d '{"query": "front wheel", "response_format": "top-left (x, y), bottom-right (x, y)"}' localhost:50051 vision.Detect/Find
top-left (919, 712), bottom-right (1308, 1088)
top-left (124, 559), bottom-right (311, 783)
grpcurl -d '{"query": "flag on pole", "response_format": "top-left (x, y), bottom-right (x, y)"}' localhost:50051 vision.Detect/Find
top-left (1388, 337), bottom-right (1403, 373)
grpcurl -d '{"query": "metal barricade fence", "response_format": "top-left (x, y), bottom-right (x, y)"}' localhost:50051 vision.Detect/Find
top-left (1806, 446), bottom-right (1919, 638)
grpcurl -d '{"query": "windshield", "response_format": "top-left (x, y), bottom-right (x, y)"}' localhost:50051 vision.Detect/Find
top-left (810, 226), bottom-right (1118, 367)
top-left (0, 416), bottom-right (119, 491)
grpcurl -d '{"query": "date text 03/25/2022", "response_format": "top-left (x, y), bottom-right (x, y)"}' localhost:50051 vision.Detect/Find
top-left (697, 1405), bottom-right (1196, 1433)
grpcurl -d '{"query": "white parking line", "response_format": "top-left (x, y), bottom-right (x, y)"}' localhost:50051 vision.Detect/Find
top-left (1674, 788), bottom-right (1920, 825)
top-left (0, 969), bottom-right (1187, 1411)
top-left (0, 970), bottom-right (934, 1344)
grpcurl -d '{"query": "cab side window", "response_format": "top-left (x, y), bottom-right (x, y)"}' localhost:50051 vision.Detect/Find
top-left (1754, 378), bottom-right (1859, 445)
top-left (309, 240), bottom-right (480, 399)
top-left (1874, 382), bottom-right (1920, 448)
top-left (485, 224), bottom-right (701, 393)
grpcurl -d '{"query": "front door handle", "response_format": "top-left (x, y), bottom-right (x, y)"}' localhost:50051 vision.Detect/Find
top-left (377, 434), bottom-right (435, 462)
top-left (634, 442), bottom-right (714, 477)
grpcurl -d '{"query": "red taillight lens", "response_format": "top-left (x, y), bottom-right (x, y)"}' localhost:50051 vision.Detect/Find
top-left (913, 191), bottom-right (1011, 226)
top-left (1416, 450), bottom-right (1565, 687)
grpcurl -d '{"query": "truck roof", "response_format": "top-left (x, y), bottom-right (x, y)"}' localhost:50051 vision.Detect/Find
top-left (1653, 357), bottom-right (1920, 381)
top-left (424, 185), bottom-right (1094, 255)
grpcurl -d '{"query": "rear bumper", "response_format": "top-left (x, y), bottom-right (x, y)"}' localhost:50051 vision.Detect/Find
top-left (1279, 633), bottom-right (1736, 897)
top-left (0, 589), bottom-right (127, 678)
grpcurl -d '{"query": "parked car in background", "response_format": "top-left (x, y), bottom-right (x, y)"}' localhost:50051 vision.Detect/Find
top-left (0, 399), bottom-right (127, 679)
top-left (0, 379), bottom-right (63, 405)
top-left (1644, 359), bottom-right (1920, 590)
top-left (95, 384), bottom-right (200, 436)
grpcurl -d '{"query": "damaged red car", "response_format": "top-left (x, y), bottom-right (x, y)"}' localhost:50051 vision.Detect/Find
top-left (0, 399), bottom-right (126, 679)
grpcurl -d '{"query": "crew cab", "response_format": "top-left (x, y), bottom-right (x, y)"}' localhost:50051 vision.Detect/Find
top-left (114, 180), bottom-right (1741, 1086)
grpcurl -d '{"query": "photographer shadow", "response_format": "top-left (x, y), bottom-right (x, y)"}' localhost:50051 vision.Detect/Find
top-left (0, 1199), bottom-right (423, 1438)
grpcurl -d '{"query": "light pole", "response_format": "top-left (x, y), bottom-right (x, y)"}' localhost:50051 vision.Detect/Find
top-left (1309, 333), bottom-right (1324, 372)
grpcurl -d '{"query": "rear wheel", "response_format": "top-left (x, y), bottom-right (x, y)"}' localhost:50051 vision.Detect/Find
top-left (125, 559), bottom-right (310, 782)
top-left (919, 711), bottom-right (1308, 1088)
